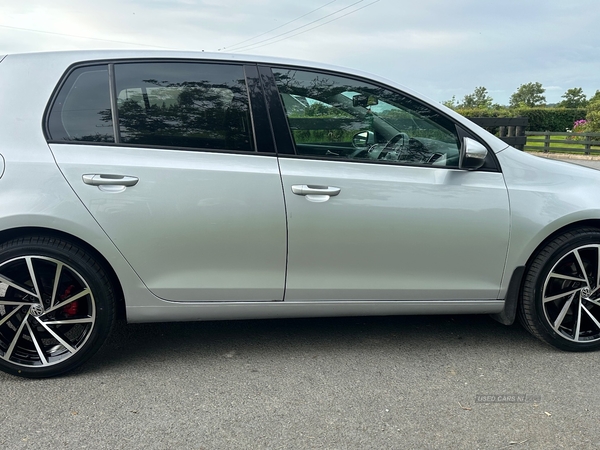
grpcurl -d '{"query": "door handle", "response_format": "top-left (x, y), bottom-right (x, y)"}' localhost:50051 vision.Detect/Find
top-left (82, 174), bottom-right (139, 187)
top-left (291, 185), bottom-right (341, 196)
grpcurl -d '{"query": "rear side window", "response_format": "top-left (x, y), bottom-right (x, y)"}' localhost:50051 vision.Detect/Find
top-left (114, 62), bottom-right (254, 151)
top-left (47, 61), bottom-right (255, 152)
top-left (47, 65), bottom-right (114, 142)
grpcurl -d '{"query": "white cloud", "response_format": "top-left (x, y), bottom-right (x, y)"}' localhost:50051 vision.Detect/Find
top-left (1, 0), bottom-right (600, 104)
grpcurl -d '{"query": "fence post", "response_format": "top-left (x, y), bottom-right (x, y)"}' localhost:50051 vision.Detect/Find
top-left (584, 137), bottom-right (591, 155)
top-left (515, 125), bottom-right (525, 151)
top-left (515, 125), bottom-right (524, 138)
top-left (543, 132), bottom-right (550, 153)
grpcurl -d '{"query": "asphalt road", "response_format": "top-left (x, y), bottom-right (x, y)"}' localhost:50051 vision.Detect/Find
top-left (557, 158), bottom-right (600, 170)
top-left (2, 156), bottom-right (599, 450)
top-left (1, 315), bottom-right (599, 449)
top-left (529, 152), bottom-right (600, 171)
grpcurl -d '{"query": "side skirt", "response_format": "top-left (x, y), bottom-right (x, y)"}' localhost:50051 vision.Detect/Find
top-left (126, 300), bottom-right (504, 323)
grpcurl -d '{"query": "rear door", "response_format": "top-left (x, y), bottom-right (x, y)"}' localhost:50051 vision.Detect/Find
top-left (47, 61), bottom-right (286, 302)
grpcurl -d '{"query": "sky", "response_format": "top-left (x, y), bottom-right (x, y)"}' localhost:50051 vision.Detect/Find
top-left (1, 0), bottom-right (599, 106)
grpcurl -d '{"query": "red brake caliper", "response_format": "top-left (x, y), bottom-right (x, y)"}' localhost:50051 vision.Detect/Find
top-left (61, 285), bottom-right (78, 316)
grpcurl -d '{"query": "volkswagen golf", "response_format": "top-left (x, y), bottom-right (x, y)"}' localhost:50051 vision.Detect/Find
top-left (1, 50), bottom-right (600, 378)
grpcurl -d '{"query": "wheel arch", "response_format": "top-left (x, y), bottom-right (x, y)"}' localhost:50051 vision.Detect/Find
top-left (0, 226), bottom-right (126, 320)
top-left (493, 219), bottom-right (600, 326)
top-left (524, 219), bottom-right (600, 269)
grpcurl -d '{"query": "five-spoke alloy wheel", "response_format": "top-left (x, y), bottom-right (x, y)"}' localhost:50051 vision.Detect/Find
top-left (520, 228), bottom-right (600, 351)
top-left (0, 237), bottom-right (115, 378)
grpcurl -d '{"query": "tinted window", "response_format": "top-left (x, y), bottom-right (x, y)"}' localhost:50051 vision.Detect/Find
top-left (272, 68), bottom-right (460, 167)
top-left (114, 62), bottom-right (254, 151)
top-left (47, 65), bottom-right (114, 142)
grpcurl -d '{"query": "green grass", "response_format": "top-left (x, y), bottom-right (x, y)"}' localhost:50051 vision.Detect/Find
top-left (525, 134), bottom-right (600, 153)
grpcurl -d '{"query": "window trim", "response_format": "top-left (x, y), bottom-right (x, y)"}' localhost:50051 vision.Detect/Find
top-left (258, 65), bottom-right (295, 156)
top-left (244, 64), bottom-right (275, 154)
top-left (107, 63), bottom-right (121, 143)
top-left (43, 58), bottom-right (277, 156)
top-left (262, 64), bottom-right (501, 172)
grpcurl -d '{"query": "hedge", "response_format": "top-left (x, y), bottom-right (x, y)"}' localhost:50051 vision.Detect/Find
top-left (455, 107), bottom-right (587, 132)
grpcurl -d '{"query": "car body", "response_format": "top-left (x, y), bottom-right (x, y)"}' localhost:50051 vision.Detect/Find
top-left (1, 50), bottom-right (600, 377)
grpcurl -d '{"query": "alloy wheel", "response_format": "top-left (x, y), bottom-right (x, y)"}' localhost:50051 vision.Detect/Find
top-left (0, 256), bottom-right (96, 368)
top-left (542, 244), bottom-right (600, 343)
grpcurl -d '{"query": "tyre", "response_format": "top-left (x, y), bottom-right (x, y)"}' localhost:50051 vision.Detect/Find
top-left (0, 236), bottom-right (115, 377)
top-left (520, 227), bottom-right (600, 351)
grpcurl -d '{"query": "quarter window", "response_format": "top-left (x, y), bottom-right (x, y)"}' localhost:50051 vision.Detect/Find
top-left (272, 68), bottom-right (460, 167)
top-left (47, 65), bottom-right (114, 142)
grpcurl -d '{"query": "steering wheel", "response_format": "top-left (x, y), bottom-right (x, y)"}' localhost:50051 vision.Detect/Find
top-left (384, 132), bottom-right (410, 150)
top-left (378, 132), bottom-right (410, 159)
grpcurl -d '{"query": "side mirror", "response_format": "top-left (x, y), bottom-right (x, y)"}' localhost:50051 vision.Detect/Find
top-left (352, 131), bottom-right (375, 148)
top-left (459, 137), bottom-right (487, 170)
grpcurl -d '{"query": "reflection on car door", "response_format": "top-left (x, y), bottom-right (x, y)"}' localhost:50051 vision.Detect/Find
top-left (266, 66), bottom-right (510, 302)
top-left (48, 62), bottom-right (287, 302)
top-left (278, 159), bottom-right (509, 301)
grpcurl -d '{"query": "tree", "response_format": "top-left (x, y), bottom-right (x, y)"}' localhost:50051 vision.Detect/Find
top-left (558, 87), bottom-right (587, 108)
top-left (441, 95), bottom-right (458, 109)
top-left (509, 82), bottom-right (546, 107)
top-left (589, 90), bottom-right (600, 104)
top-left (586, 92), bottom-right (600, 132)
top-left (460, 86), bottom-right (493, 109)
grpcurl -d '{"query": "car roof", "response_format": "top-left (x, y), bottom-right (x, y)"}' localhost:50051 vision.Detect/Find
top-left (9, 48), bottom-right (393, 85)
top-left (5, 49), bottom-right (509, 153)
top-left (4, 48), bottom-right (429, 105)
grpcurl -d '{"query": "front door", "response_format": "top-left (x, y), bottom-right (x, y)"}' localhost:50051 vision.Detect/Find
top-left (266, 66), bottom-right (510, 302)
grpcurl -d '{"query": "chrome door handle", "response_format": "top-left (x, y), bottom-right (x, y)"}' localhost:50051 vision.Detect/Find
top-left (291, 185), bottom-right (341, 196)
top-left (82, 174), bottom-right (139, 187)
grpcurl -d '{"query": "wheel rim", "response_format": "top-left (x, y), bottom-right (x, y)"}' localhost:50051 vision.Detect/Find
top-left (0, 256), bottom-right (96, 367)
top-left (542, 244), bottom-right (600, 343)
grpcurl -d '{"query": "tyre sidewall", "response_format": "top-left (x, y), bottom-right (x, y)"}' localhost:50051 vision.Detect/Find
top-left (527, 230), bottom-right (600, 351)
top-left (0, 238), bottom-right (114, 378)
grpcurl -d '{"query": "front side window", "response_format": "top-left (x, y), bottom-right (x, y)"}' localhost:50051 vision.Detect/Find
top-left (272, 68), bottom-right (460, 167)
top-left (114, 62), bottom-right (254, 151)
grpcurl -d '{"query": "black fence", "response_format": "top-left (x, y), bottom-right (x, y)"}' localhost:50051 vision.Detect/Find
top-left (467, 117), bottom-right (528, 150)
top-left (525, 131), bottom-right (600, 154)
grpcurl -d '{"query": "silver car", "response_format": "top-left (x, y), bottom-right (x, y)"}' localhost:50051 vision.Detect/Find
top-left (1, 50), bottom-right (599, 378)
